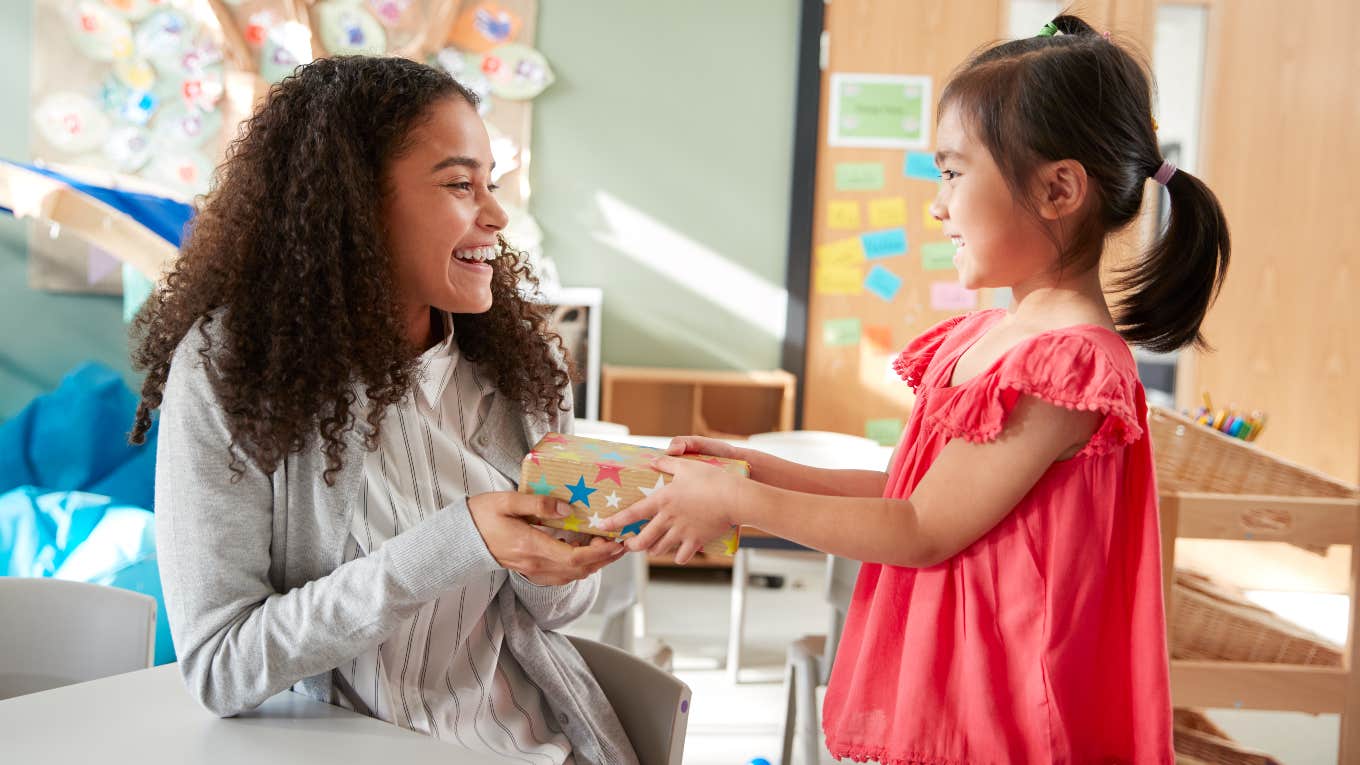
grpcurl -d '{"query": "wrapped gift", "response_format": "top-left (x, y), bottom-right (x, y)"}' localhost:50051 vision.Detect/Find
top-left (518, 432), bottom-right (746, 557)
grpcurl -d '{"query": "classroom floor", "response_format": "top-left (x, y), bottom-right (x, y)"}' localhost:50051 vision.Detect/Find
top-left (570, 550), bottom-right (1343, 765)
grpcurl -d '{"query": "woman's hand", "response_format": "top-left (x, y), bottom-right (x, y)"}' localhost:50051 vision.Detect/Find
top-left (468, 492), bottom-right (625, 585)
top-left (599, 456), bottom-right (746, 565)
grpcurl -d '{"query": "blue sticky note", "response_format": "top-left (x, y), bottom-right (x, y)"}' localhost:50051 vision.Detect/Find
top-left (860, 228), bottom-right (907, 259)
top-left (863, 265), bottom-right (902, 302)
top-left (904, 152), bottom-right (941, 181)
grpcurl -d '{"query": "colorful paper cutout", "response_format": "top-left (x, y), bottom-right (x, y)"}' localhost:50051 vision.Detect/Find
top-left (920, 241), bottom-right (957, 271)
top-left (814, 265), bottom-right (864, 295)
top-left (481, 44), bottom-right (554, 100)
top-left (828, 200), bottom-right (861, 230)
top-left (816, 237), bottom-right (865, 267)
top-left (861, 228), bottom-right (907, 259)
top-left (864, 265), bottom-right (903, 302)
top-left (862, 324), bottom-right (893, 351)
top-left (834, 162), bottom-right (885, 191)
top-left (904, 151), bottom-right (941, 181)
top-left (449, 2), bottom-right (521, 52)
top-left (868, 197), bottom-right (907, 228)
top-left (823, 317), bottom-right (862, 347)
top-left (828, 73), bottom-right (931, 149)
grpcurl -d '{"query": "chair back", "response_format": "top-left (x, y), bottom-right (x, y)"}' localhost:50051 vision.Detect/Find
top-left (566, 634), bottom-right (691, 765)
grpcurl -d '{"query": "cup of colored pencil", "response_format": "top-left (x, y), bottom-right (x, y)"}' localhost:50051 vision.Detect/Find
top-left (1190, 394), bottom-right (1266, 442)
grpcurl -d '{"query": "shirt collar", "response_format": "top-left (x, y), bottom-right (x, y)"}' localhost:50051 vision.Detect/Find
top-left (416, 311), bottom-right (458, 407)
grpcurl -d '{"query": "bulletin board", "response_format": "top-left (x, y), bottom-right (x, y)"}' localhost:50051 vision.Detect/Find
top-left (795, 0), bottom-right (1007, 445)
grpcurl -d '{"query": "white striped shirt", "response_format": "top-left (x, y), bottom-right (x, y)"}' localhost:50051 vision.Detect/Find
top-left (336, 317), bottom-right (573, 764)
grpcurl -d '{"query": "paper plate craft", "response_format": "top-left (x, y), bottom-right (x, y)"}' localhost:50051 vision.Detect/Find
top-left (365, 0), bottom-right (412, 28)
top-left (113, 57), bottom-right (157, 91)
top-left (316, 0), bottom-right (387, 56)
top-left (259, 21), bottom-right (312, 83)
top-left (135, 8), bottom-right (194, 74)
top-left (142, 149), bottom-right (214, 196)
top-left (151, 103), bottom-right (222, 149)
top-left (68, 1), bottom-right (134, 61)
top-left (432, 47), bottom-right (493, 114)
top-left (481, 43), bottom-right (553, 100)
top-left (447, 2), bottom-right (520, 53)
top-left (35, 92), bottom-right (113, 155)
top-left (101, 0), bottom-right (165, 21)
top-left (102, 126), bottom-right (154, 172)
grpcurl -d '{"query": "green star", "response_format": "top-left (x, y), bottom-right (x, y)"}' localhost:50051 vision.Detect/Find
top-left (529, 475), bottom-right (554, 496)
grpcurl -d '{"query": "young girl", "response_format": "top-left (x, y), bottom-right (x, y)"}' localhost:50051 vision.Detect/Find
top-left (130, 57), bottom-right (635, 764)
top-left (605, 15), bottom-right (1229, 764)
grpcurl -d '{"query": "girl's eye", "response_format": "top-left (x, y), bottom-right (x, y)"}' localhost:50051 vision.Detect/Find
top-left (487, 183), bottom-right (499, 193)
top-left (940, 169), bottom-right (960, 181)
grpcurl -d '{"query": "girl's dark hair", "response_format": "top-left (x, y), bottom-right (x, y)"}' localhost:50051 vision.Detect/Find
top-left (941, 13), bottom-right (1229, 352)
top-left (129, 56), bottom-right (571, 484)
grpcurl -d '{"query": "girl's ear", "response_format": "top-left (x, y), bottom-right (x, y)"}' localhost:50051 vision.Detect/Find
top-left (1033, 159), bottom-right (1089, 221)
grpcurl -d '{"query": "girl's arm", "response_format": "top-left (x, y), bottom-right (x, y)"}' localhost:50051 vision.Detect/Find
top-left (666, 435), bottom-right (889, 498)
top-left (605, 395), bottom-right (1099, 566)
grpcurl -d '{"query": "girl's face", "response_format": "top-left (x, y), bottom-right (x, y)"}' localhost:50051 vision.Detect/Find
top-left (383, 97), bottom-right (507, 342)
top-left (929, 105), bottom-right (1059, 292)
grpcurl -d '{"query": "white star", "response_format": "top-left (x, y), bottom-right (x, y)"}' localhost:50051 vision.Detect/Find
top-left (604, 490), bottom-right (622, 509)
top-left (639, 475), bottom-right (668, 498)
top-left (588, 512), bottom-right (606, 529)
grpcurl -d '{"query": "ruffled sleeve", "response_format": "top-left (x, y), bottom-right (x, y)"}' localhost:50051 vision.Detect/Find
top-left (891, 314), bottom-right (969, 390)
top-left (920, 331), bottom-right (1144, 458)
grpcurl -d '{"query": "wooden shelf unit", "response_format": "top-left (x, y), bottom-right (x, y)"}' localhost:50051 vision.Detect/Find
top-left (600, 366), bottom-right (796, 440)
top-left (1151, 408), bottom-right (1360, 762)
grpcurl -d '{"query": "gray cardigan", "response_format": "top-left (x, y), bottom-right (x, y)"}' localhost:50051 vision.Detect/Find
top-left (154, 318), bottom-right (636, 764)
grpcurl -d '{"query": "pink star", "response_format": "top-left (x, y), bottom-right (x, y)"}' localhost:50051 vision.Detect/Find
top-left (699, 457), bottom-right (725, 467)
top-left (594, 462), bottom-right (624, 486)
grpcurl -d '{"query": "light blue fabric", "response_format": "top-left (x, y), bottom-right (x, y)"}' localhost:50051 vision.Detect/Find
top-left (0, 361), bottom-right (157, 510)
top-left (0, 486), bottom-right (173, 665)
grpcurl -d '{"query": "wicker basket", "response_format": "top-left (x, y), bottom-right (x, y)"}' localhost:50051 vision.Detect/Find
top-left (1170, 569), bottom-right (1342, 666)
top-left (1149, 407), bottom-right (1358, 499)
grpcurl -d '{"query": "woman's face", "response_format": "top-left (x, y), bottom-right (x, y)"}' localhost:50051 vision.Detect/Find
top-left (383, 96), bottom-right (508, 345)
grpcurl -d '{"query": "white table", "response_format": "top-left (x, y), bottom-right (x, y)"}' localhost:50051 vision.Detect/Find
top-left (0, 664), bottom-right (515, 763)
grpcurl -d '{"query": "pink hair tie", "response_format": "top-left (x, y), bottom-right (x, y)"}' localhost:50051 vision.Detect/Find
top-left (1152, 160), bottom-right (1177, 186)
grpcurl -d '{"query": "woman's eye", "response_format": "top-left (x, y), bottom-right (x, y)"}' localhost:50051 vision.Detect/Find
top-left (940, 169), bottom-right (959, 181)
top-left (487, 183), bottom-right (499, 193)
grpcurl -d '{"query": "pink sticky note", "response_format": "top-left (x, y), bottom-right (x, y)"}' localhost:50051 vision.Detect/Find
top-left (930, 281), bottom-right (977, 311)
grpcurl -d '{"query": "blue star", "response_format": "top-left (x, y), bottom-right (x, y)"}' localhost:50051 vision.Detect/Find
top-left (619, 520), bottom-right (648, 537)
top-left (529, 475), bottom-right (554, 496)
top-left (582, 442), bottom-right (603, 452)
top-left (566, 476), bottom-right (597, 508)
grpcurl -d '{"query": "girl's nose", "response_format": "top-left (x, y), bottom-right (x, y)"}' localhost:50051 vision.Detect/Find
top-left (928, 196), bottom-right (947, 223)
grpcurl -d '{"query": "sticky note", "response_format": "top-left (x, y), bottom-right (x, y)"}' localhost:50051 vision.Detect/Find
top-left (868, 197), bottom-right (908, 228)
top-left (862, 324), bottom-right (893, 350)
top-left (816, 237), bottom-right (866, 267)
top-left (865, 418), bottom-right (903, 446)
top-left (920, 241), bottom-right (957, 271)
top-left (923, 200), bottom-right (942, 230)
top-left (823, 317), bottom-right (862, 347)
top-left (864, 265), bottom-right (903, 302)
top-left (827, 200), bottom-right (861, 230)
top-left (930, 280), bottom-right (977, 310)
top-left (904, 152), bottom-right (941, 181)
top-left (815, 265), bottom-right (864, 295)
top-left (861, 228), bottom-right (907, 259)
top-left (835, 162), bottom-right (886, 191)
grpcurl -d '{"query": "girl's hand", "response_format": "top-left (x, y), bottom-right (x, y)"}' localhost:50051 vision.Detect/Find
top-left (665, 435), bottom-right (747, 461)
top-left (468, 492), bottom-right (625, 585)
top-left (600, 456), bottom-right (745, 565)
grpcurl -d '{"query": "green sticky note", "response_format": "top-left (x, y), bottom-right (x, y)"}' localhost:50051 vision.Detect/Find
top-left (835, 162), bottom-right (885, 191)
top-left (920, 241), bottom-right (957, 271)
top-left (865, 418), bottom-right (903, 446)
top-left (830, 74), bottom-right (931, 148)
top-left (823, 318), bottom-right (862, 347)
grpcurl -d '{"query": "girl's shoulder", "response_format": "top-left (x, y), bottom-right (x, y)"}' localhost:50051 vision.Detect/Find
top-left (891, 309), bottom-right (998, 389)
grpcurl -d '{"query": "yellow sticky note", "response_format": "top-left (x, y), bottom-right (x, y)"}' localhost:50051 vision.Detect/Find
top-left (827, 200), bottom-right (861, 230)
top-left (815, 237), bottom-right (865, 268)
top-left (923, 200), bottom-right (942, 230)
top-left (868, 198), bottom-right (907, 228)
top-left (814, 265), bottom-right (864, 295)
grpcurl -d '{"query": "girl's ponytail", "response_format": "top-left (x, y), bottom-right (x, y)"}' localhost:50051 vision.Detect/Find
top-left (1114, 165), bottom-right (1231, 353)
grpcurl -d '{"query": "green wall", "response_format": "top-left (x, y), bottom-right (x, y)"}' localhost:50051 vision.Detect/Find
top-left (531, 1), bottom-right (798, 371)
top-left (1, 1), bottom-right (140, 420)
top-left (0, 0), bottom-right (801, 420)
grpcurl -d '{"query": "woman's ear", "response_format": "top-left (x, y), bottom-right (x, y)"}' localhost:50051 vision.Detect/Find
top-left (1033, 159), bottom-right (1089, 220)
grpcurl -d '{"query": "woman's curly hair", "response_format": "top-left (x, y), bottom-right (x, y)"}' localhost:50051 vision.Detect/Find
top-left (129, 56), bottom-right (571, 485)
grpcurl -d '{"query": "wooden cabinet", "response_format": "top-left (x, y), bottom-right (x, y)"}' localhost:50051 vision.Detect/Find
top-left (600, 366), bottom-right (796, 439)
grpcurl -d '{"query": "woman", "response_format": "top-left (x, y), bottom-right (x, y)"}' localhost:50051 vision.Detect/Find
top-left (130, 56), bottom-right (636, 765)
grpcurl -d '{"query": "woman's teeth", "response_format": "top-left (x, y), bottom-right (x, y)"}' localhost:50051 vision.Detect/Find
top-left (950, 236), bottom-right (965, 248)
top-left (454, 245), bottom-right (498, 263)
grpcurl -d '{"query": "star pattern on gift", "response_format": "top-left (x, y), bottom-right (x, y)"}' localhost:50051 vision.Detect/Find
top-left (588, 512), bottom-right (607, 529)
top-left (604, 490), bottom-right (622, 509)
top-left (566, 475), bottom-right (597, 507)
top-left (582, 442), bottom-right (603, 453)
top-left (619, 519), bottom-right (648, 537)
top-left (541, 433), bottom-right (569, 445)
top-left (639, 475), bottom-right (668, 498)
top-left (594, 462), bottom-right (624, 485)
top-left (527, 451), bottom-right (541, 466)
top-left (562, 514), bottom-right (583, 532)
top-left (529, 475), bottom-right (554, 496)
top-left (600, 451), bottom-right (626, 463)
top-left (724, 534), bottom-right (740, 555)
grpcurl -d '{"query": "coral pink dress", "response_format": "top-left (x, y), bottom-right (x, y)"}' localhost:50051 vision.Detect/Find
top-left (823, 309), bottom-right (1172, 765)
